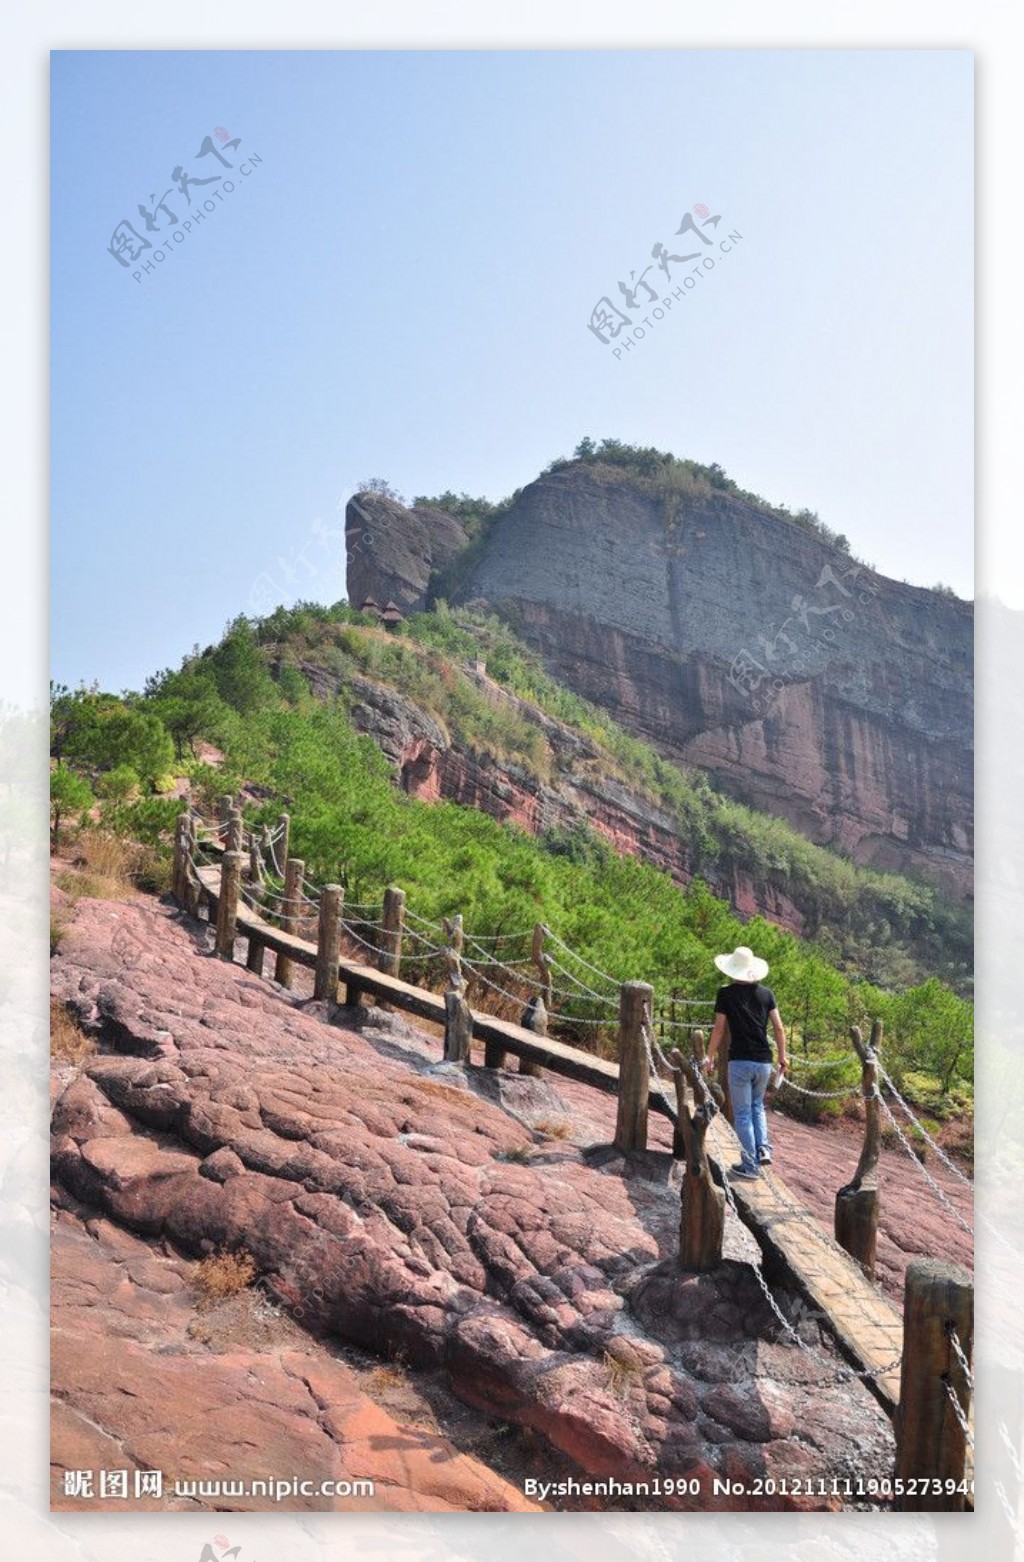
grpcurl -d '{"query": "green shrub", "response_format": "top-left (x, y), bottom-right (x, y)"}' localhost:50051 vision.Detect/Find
top-left (50, 765), bottom-right (94, 843)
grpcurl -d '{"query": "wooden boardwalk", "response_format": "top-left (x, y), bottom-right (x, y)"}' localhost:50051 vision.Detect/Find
top-left (195, 863), bottom-right (906, 1415)
top-left (706, 1114), bottom-right (903, 1413)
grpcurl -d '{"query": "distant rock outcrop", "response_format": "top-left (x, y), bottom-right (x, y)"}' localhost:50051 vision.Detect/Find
top-left (346, 493), bottom-right (469, 615)
top-left (347, 466), bottom-right (973, 899)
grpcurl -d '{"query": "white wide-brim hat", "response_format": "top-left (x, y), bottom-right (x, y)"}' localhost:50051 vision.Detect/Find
top-left (714, 945), bottom-right (769, 982)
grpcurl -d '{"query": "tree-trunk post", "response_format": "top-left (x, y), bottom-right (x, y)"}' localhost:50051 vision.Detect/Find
top-left (248, 831), bottom-right (264, 888)
top-left (314, 884), bottom-right (343, 1001)
top-left (274, 858), bottom-right (304, 989)
top-left (614, 981), bottom-right (653, 1153)
top-left (442, 914), bottom-right (473, 1062)
top-left (183, 816), bottom-right (201, 916)
top-left (379, 887), bottom-right (406, 977)
top-left (835, 1023), bottom-right (881, 1278)
top-left (276, 813), bottom-right (290, 873)
top-left (671, 1043), bottom-right (726, 1272)
top-left (894, 1259), bottom-right (973, 1511)
top-left (226, 808), bottom-right (244, 854)
top-left (516, 923), bottom-right (552, 1078)
top-left (246, 931), bottom-right (265, 977)
top-left (532, 923), bottom-right (553, 1008)
top-left (518, 993), bottom-right (547, 1078)
top-left (218, 793), bottom-right (233, 827)
top-left (172, 812), bottom-right (190, 903)
top-left (214, 851), bottom-right (243, 960)
top-left (444, 991), bottom-right (474, 1062)
top-left (484, 1035), bottom-right (508, 1070)
top-left (672, 1025), bottom-right (704, 1159)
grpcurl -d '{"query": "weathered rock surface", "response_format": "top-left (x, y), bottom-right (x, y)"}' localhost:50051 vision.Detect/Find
top-left (347, 467), bottom-right (972, 899)
top-left (51, 892), bottom-right (896, 1511)
top-left (346, 492), bottom-right (469, 615)
top-left (50, 1199), bottom-right (540, 1512)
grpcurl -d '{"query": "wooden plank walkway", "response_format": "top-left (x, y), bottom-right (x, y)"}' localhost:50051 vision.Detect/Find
top-left (706, 1113), bottom-right (903, 1414)
top-left (194, 861), bottom-right (905, 1416)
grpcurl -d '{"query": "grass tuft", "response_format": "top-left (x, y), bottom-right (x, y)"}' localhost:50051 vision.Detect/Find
top-left (50, 998), bottom-right (96, 1066)
top-left (192, 1248), bottom-right (257, 1307)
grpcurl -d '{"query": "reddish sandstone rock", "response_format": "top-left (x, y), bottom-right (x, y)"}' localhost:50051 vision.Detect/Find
top-left (51, 892), bottom-right (895, 1511)
top-left (50, 1206), bottom-right (538, 1513)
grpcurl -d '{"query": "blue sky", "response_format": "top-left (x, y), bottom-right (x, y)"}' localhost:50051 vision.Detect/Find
top-left (51, 48), bottom-right (973, 693)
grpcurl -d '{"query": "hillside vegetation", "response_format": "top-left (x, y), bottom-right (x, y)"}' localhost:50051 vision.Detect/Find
top-left (50, 602), bottom-right (973, 1121)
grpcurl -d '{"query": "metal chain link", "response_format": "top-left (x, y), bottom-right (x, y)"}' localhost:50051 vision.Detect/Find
top-left (541, 925), bottom-right (621, 991)
top-left (779, 1077), bottom-right (860, 1101)
top-left (878, 1093), bottom-right (974, 1237)
top-left (878, 1062), bottom-right (973, 1189)
top-left (788, 1054), bottom-right (854, 1070)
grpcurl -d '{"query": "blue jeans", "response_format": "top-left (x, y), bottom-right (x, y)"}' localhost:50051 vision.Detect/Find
top-left (728, 1060), bottom-right (773, 1172)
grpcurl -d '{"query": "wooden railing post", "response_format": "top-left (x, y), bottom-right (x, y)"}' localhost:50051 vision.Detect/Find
top-left (246, 928), bottom-right (265, 977)
top-left (314, 885), bottom-right (344, 1001)
top-left (671, 1025), bottom-right (704, 1158)
top-left (443, 914), bottom-right (473, 1062)
top-left (517, 923), bottom-right (552, 1078)
top-left (532, 922), bottom-right (553, 1008)
top-left (672, 1033), bottom-right (725, 1272)
top-left (274, 858), bottom-right (304, 989)
top-left (183, 816), bottom-right (201, 916)
top-left (248, 830), bottom-right (264, 888)
top-left (218, 793), bottom-right (233, 827)
top-left (379, 887), bottom-right (406, 977)
top-left (277, 812), bottom-right (290, 871)
top-left (614, 980), bottom-right (653, 1152)
top-left (227, 808), bottom-right (244, 854)
top-left (518, 992), bottom-right (547, 1078)
top-left (894, 1259), bottom-right (973, 1510)
top-left (172, 812), bottom-right (190, 903)
top-left (835, 1022), bottom-right (881, 1277)
top-left (214, 851), bottom-right (243, 959)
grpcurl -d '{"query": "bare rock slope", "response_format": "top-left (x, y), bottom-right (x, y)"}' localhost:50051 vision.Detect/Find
top-left (51, 892), bottom-right (895, 1512)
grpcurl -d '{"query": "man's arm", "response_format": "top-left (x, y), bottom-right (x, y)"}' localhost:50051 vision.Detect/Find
top-left (702, 1012), bottom-right (728, 1071)
top-left (770, 1008), bottom-right (788, 1071)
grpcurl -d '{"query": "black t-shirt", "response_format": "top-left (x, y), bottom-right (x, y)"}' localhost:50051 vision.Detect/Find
top-left (714, 982), bottom-right (776, 1063)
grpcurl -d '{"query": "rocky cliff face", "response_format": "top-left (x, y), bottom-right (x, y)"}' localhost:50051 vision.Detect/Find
top-left (346, 493), bottom-right (469, 613)
top-left (347, 470), bottom-right (973, 899)
top-left (299, 662), bottom-right (807, 934)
